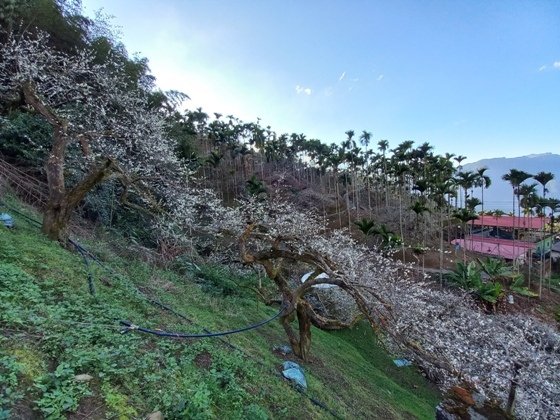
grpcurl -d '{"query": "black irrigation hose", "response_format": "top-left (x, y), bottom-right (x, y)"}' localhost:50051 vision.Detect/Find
top-left (67, 238), bottom-right (223, 336)
top-left (67, 238), bottom-right (338, 414)
top-left (70, 241), bottom-right (342, 418)
top-left (1, 200), bottom-right (341, 418)
top-left (142, 297), bottom-right (213, 334)
top-left (74, 243), bottom-right (96, 296)
top-left (67, 236), bottom-right (289, 339)
top-left (294, 387), bottom-right (344, 420)
top-left (119, 305), bottom-right (287, 338)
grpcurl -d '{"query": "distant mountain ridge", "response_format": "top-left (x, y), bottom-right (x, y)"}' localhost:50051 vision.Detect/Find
top-left (462, 153), bottom-right (560, 213)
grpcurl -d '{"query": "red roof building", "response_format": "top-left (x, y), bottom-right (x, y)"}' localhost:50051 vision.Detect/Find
top-left (470, 215), bottom-right (550, 230)
top-left (451, 237), bottom-right (535, 261)
top-left (451, 215), bottom-right (553, 261)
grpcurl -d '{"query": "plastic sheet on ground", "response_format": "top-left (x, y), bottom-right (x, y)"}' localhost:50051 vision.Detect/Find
top-left (0, 213), bottom-right (14, 228)
top-left (393, 358), bottom-right (412, 367)
top-left (282, 361), bottom-right (307, 390)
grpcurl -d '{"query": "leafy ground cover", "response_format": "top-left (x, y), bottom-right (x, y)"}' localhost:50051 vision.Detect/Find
top-left (0, 199), bottom-right (440, 419)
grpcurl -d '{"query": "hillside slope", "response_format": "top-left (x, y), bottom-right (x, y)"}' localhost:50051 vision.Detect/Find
top-left (0, 198), bottom-right (440, 419)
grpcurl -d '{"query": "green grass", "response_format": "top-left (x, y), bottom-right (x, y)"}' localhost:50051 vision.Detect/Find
top-left (0, 199), bottom-right (440, 419)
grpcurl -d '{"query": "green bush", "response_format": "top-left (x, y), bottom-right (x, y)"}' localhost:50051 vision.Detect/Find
top-left (0, 112), bottom-right (51, 167)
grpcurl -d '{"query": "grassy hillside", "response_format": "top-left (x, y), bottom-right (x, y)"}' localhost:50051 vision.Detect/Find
top-left (0, 198), bottom-right (440, 419)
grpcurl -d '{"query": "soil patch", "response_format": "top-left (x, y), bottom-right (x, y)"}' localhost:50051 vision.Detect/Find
top-left (194, 350), bottom-right (212, 370)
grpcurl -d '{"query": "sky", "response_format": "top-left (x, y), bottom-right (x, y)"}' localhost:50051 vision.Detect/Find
top-left (82, 0), bottom-right (560, 163)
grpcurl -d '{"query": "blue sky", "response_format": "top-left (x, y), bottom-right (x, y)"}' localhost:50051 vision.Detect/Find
top-left (83, 0), bottom-right (560, 162)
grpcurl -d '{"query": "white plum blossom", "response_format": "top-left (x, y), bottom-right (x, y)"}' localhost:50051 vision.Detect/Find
top-left (0, 32), bottom-right (187, 238)
top-left (225, 197), bottom-right (560, 418)
top-left (2, 32), bottom-right (558, 419)
top-left (0, 33), bottom-right (179, 176)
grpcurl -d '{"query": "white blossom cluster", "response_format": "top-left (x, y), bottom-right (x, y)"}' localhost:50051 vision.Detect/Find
top-left (226, 197), bottom-right (560, 418)
top-left (2, 32), bottom-right (558, 419)
top-left (0, 33), bottom-right (181, 178)
top-left (387, 283), bottom-right (560, 418)
top-left (153, 182), bottom-right (242, 251)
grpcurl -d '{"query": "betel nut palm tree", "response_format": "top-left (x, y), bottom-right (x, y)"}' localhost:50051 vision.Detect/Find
top-left (454, 170), bottom-right (477, 209)
top-left (533, 171), bottom-right (555, 217)
top-left (474, 167), bottom-right (492, 238)
top-left (453, 208), bottom-right (479, 263)
top-left (377, 139), bottom-right (390, 205)
top-left (533, 171), bottom-right (554, 199)
top-left (502, 169), bottom-right (533, 219)
top-left (502, 169), bottom-right (533, 262)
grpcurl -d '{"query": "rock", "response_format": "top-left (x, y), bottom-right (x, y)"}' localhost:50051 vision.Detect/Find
top-left (300, 272), bottom-right (360, 325)
top-left (472, 391), bottom-right (485, 408)
top-left (273, 344), bottom-right (292, 355)
top-left (451, 385), bottom-right (475, 406)
top-left (435, 403), bottom-right (458, 420)
top-left (146, 411), bottom-right (164, 420)
top-left (282, 361), bottom-right (307, 391)
top-left (467, 407), bottom-right (488, 420)
top-left (74, 374), bottom-right (93, 382)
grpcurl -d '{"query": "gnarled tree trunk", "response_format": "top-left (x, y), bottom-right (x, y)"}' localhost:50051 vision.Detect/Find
top-left (42, 158), bottom-right (121, 240)
top-left (239, 226), bottom-right (376, 361)
top-left (22, 81), bottom-right (122, 241)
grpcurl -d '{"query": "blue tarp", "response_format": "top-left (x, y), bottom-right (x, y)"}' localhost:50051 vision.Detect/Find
top-left (393, 358), bottom-right (412, 367)
top-left (0, 213), bottom-right (14, 228)
top-left (282, 361), bottom-right (307, 390)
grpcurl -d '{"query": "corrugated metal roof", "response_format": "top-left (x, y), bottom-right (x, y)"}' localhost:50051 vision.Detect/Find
top-left (451, 237), bottom-right (534, 260)
top-left (469, 215), bottom-right (550, 230)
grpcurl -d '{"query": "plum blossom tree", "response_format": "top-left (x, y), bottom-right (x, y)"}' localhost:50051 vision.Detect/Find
top-left (0, 33), bottom-right (181, 240)
top-left (225, 197), bottom-right (559, 418)
top-left (8, 31), bottom-right (556, 419)
top-left (157, 184), bottom-right (560, 417)
top-left (235, 198), bottom-right (395, 360)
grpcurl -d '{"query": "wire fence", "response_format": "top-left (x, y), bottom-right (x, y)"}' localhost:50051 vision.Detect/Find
top-left (0, 156), bottom-right (48, 207)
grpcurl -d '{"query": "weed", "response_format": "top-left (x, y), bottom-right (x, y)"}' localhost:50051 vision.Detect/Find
top-left (0, 200), bottom-right (440, 418)
top-left (101, 382), bottom-right (138, 420)
top-left (0, 355), bottom-right (24, 418)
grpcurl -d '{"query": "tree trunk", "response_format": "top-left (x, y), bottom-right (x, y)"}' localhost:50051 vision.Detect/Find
top-left (399, 187), bottom-right (405, 261)
top-left (42, 158), bottom-right (121, 241)
top-left (42, 200), bottom-right (71, 240)
top-left (23, 81), bottom-right (122, 241)
top-left (279, 300), bottom-right (312, 361)
top-left (296, 302), bottom-right (312, 360)
top-left (439, 211), bottom-right (444, 286)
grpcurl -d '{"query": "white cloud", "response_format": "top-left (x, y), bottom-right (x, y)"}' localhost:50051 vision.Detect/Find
top-left (539, 61), bottom-right (560, 72)
top-left (339, 71), bottom-right (346, 81)
top-left (377, 74), bottom-right (384, 81)
top-left (295, 85), bottom-right (312, 95)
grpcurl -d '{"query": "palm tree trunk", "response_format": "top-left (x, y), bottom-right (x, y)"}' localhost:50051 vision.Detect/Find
top-left (399, 188), bottom-right (405, 261)
top-left (439, 211), bottom-right (444, 286)
top-left (481, 186), bottom-right (485, 238)
top-left (512, 188), bottom-right (516, 267)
